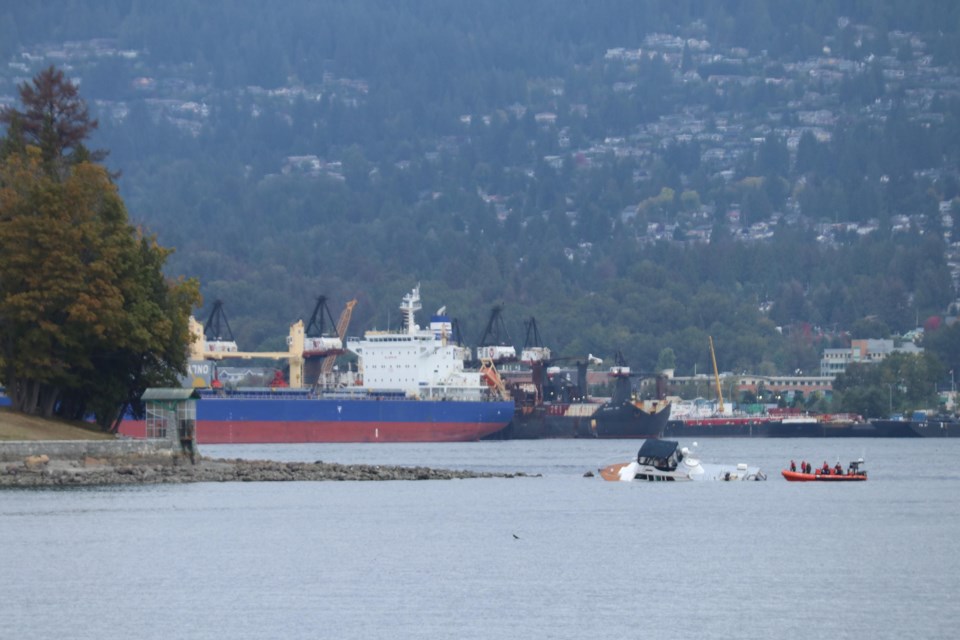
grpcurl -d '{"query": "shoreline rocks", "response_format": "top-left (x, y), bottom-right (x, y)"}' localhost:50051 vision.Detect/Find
top-left (0, 455), bottom-right (536, 487)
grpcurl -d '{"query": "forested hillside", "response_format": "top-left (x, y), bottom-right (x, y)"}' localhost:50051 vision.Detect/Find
top-left (3, 0), bottom-right (960, 377)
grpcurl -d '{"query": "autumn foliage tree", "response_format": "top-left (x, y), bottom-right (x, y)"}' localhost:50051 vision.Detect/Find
top-left (0, 67), bottom-right (199, 429)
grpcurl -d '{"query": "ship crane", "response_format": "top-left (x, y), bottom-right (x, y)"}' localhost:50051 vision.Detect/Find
top-left (520, 317), bottom-right (551, 364)
top-left (300, 295), bottom-right (353, 386)
top-left (302, 296), bottom-right (348, 359)
top-left (303, 296), bottom-right (343, 357)
top-left (202, 300), bottom-right (239, 353)
top-left (449, 317), bottom-right (466, 346)
top-left (443, 317), bottom-right (477, 365)
top-left (608, 351), bottom-right (659, 379)
top-left (709, 336), bottom-right (724, 413)
top-left (607, 351), bottom-right (668, 403)
top-left (320, 299), bottom-right (357, 374)
top-left (190, 304), bottom-right (307, 388)
top-left (526, 352), bottom-right (603, 406)
top-left (475, 304), bottom-right (517, 364)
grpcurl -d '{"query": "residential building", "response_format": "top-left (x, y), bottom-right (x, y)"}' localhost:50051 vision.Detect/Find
top-left (820, 339), bottom-right (923, 377)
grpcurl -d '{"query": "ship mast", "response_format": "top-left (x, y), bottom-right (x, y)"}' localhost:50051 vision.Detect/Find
top-left (400, 284), bottom-right (422, 334)
top-left (709, 335), bottom-right (724, 413)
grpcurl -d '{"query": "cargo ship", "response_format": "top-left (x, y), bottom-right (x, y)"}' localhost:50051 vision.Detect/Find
top-left (663, 414), bottom-right (774, 438)
top-left (660, 339), bottom-right (904, 437)
top-left (663, 406), bottom-right (924, 438)
top-left (119, 286), bottom-right (514, 443)
top-left (869, 413), bottom-right (960, 437)
top-left (662, 404), bottom-right (808, 437)
top-left (492, 357), bottom-right (670, 439)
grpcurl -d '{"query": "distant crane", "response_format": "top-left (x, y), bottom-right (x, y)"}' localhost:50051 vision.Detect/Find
top-left (304, 296), bottom-right (339, 349)
top-left (193, 297), bottom-right (353, 390)
top-left (321, 299), bottom-right (357, 374)
top-left (202, 300), bottom-right (238, 351)
top-left (520, 317), bottom-right (551, 364)
top-left (608, 350), bottom-right (667, 404)
top-left (709, 336), bottom-right (724, 413)
top-left (450, 317), bottom-right (466, 346)
top-left (526, 349), bottom-right (602, 406)
top-left (475, 304), bottom-right (517, 363)
top-left (190, 301), bottom-right (308, 388)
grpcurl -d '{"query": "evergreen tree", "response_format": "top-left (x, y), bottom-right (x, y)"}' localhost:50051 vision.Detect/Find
top-left (0, 66), bottom-right (105, 175)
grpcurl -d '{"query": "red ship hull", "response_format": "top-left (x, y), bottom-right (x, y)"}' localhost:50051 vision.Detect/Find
top-left (119, 419), bottom-right (507, 444)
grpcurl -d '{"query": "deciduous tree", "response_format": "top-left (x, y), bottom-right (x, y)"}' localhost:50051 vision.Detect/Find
top-left (0, 67), bottom-right (199, 428)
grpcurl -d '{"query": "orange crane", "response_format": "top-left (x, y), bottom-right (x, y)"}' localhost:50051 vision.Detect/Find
top-left (321, 299), bottom-right (357, 374)
top-left (709, 336), bottom-right (724, 413)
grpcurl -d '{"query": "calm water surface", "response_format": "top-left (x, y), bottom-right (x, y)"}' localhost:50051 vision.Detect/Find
top-left (2, 438), bottom-right (958, 640)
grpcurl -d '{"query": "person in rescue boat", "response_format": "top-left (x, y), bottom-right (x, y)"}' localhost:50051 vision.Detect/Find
top-left (790, 460), bottom-right (797, 472)
top-left (834, 462), bottom-right (843, 475)
top-left (822, 461), bottom-right (830, 474)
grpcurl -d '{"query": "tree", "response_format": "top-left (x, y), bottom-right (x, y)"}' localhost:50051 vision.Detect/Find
top-left (833, 353), bottom-right (943, 418)
top-left (656, 347), bottom-right (676, 373)
top-left (0, 66), bottom-right (104, 175)
top-left (922, 320), bottom-right (960, 375)
top-left (0, 67), bottom-right (200, 429)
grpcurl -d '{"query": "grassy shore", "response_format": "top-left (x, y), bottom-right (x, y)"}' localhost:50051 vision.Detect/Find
top-left (0, 407), bottom-right (114, 441)
top-left (0, 407), bottom-right (537, 486)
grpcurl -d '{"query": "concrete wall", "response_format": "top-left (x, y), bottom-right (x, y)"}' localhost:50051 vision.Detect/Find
top-left (0, 438), bottom-right (178, 462)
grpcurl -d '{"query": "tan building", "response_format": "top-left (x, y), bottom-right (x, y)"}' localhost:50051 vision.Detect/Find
top-left (820, 339), bottom-right (922, 377)
top-left (664, 372), bottom-right (833, 402)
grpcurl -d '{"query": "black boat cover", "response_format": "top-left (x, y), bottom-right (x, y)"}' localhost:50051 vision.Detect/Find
top-left (637, 439), bottom-right (679, 460)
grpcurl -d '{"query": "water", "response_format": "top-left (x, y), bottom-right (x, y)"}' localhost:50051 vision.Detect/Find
top-left (2, 438), bottom-right (959, 639)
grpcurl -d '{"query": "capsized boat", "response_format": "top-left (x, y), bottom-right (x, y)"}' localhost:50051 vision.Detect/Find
top-left (782, 458), bottom-right (867, 481)
top-left (598, 439), bottom-right (767, 482)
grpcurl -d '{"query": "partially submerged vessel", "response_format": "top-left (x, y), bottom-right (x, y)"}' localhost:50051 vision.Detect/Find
top-left (119, 286), bottom-right (514, 443)
top-left (598, 439), bottom-right (767, 482)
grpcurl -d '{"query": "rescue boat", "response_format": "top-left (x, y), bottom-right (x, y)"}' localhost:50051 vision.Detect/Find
top-left (781, 459), bottom-right (867, 481)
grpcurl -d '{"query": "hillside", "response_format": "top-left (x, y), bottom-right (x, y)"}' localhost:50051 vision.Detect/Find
top-left (0, 408), bottom-right (115, 441)
top-left (3, 1), bottom-right (960, 378)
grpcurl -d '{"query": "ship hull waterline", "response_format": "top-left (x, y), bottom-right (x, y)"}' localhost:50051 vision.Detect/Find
top-left (664, 418), bottom-right (926, 438)
top-left (492, 402), bottom-right (671, 439)
top-left (119, 397), bottom-right (514, 444)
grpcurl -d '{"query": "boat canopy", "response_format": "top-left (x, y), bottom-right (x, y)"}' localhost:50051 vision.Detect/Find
top-left (637, 439), bottom-right (679, 461)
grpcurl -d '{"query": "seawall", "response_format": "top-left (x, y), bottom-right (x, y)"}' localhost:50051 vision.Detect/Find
top-left (0, 438), bottom-right (178, 463)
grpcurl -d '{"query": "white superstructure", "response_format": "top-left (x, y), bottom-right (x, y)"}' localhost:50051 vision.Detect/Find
top-left (347, 286), bottom-right (491, 400)
top-left (600, 440), bottom-right (766, 482)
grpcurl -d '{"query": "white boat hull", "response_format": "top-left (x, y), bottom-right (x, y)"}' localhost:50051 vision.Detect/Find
top-left (604, 458), bottom-right (766, 482)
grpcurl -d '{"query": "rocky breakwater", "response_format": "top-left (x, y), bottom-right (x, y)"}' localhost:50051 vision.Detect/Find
top-left (0, 454), bottom-right (534, 487)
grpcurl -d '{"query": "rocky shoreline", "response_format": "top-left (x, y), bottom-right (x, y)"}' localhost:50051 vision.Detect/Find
top-left (0, 455), bottom-right (536, 488)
